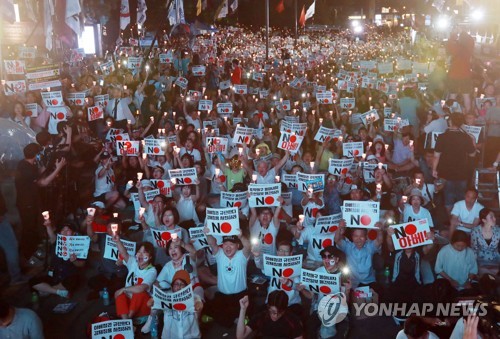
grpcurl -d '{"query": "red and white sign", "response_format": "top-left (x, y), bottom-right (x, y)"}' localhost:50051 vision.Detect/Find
top-left (263, 254), bottom-right (303, 280)
top-left (3, 80), bottom-right (27, 95)
top-left (94, 94), bottom-right (109, 109)
top-left (300, 268), bottom-right (340, 294)
top-left (384, 118), bottom-right (410, 132)
top-left (248, 184), bottom-right (281, 208)
top-left (174, 77), bottom-right (188, 89)
top-left (55, 234), bottom-right (90, 260)
top-left (232, 126), bottom-right (254, 144)
top-left (192, 65), bottom-right (206, 76)
top-left (281, 100), bottom-right (291, 111)
top-left (233, 84), bottom-right (247, 95)
top-left (189, 227), bottom-right (209, 250)
top-left (342, 141), bottom-right (364, 158)
top-left (390, 219), bottom-right (433, 250)
top-left (328, 158), bottom-right (354, 176)
top-left (144, 139), bottom-right (165, 155)
top-left (91, 319), bottom-right (134, 339)
top-left (151, 229), bottom-right (182, 248)
top-left (205, 137), bottom-right (228, 154)
top-left (339, 97), bottom-right (355, 109)
top-left (87, 106), bottom-right (104, 121)
top-left (342, 201), bottom-right (379, 229)
top-left (47, 107), bottom-right (67, 134)
top-left (314, 127), bottom-right (341, 143)
top-left (278, 132), bottom-right (303, 154)
top-left (42, 91), bottom-right (64, 107)
top-left (152, 285), bottom-right (195, 312)
top-left (220, 191), bottom-right (248, 209)
top-left (4, 60), bottom-right (25, 74)
top-left (24, 103), bottom-right (38, 117)
top-left (217, 102), bottom-right (233, 114)
top-left (103, 235), bottom-right (136, 261)
top-left (168, 167), bottom-right (197, 185)
top-left (150, 179), bottom-right (172, 197)
top-left (67, 92), bottom-right (86, 106)
top-left (316, 92), bottom-right (334, 104)
top-left (314, 213), bottom-right (342, 234)
top-left (116, 140), bottom-right (140, 156)
top-left (206, 207), bottom-right (240, 236)
top-left (198, 99), bottom-right (213, 111)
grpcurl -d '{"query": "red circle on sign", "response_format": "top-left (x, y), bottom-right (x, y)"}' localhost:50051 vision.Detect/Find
top-left (213, 139), bottom-right (219, 145)
top-left (282, 283), bottom-right (292, 291)
top-left (26, 110), bottom-right (32, 117)
top-left (219, 175), bottom-right (226, 182)
top-left (353, 150), bottom-right (360, 156)
top-left (173, 303), bottom-right (187, 311)
top-left (184, 178), bottom-right (192, 184)
top-left (137, 278), bottom-right (144, 285)
top-left (283, 105), bottom-right (288, 109)
top-left (125, 141), bottom-right (132, 148)
top-left (116, 135), bottom-right (122, 140)
top-left (368, 229), bottom-right (378, 240)
top-left (76, 99), bottom-right (82, 104)
top-left (311, 208), bottom-right (319, 217)
top-left (161, 232), bottom-right (171, 241)
top-left (157, 181), bottom-right (165, 188)
top-left (244, 136), bottom-right (250, 143)
top-left (221, 222), bottom-right (232, 233)
top-left (114, 334), bottom-right (125, 339)
top-left (329, 225), bottom-right (338, 232)
top-left (118, 254), bottom-right (124, 260)
top-left (93, 107), bottom-right (99, 113)
top-left (263, 233), bottom-right (273, 245)
top-left (283, 268), bottom-right (294, 277)
top-left (345, 177), bottom-right (352, 184)
top-left (405, 224), bottom-right (417, 235)
top-left (264, 196), bottom-right (275, 205)
top-left (341, 168), bottom-right (348, 175)
top-left (234, 201), bottom-right (242, 208)
top-left (52, 99), bottom-right (58, 105)
top-left (290, 135), bottom-right (297, 143)
top-left (57, 112), bottom-right (65, 120)
top-left (62, 237), bottom-right (67, 241)
top-left (154, 147), bottom-right (160, 153)
top-left (322, 239), bottom-right (333, 248)
top-left (360, 215), bottom-right (371, 226)
top-left (320, 286), bottom-right (331, 294)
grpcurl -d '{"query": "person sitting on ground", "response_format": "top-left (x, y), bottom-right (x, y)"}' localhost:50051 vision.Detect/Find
top-left (0, 299), bottom-right (44, 339)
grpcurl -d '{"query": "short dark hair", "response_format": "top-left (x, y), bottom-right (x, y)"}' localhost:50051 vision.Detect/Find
top-left (267, 290), bottom-right (289, 313)
top-left (451, 230), bottom-right (469, 245)
top-left (137, 242), bottom-right (155, 263)
top-left (162, 206), bottom-right (180, 225)
top-left (23, 143), bottom-right (41, 159)
top-left (404, 316), bottom-right (428, 338)
top-left (479, 207), bottom-right (492, 224)
top-left (449, 112), bottom-right (464, 127)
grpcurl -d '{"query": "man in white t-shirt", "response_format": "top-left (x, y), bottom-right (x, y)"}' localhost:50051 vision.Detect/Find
top-left (450, 188), bottom-right (483, 235)
top-left (242, 147), bottom-right (289, 184)
top-left (204, 232), bottom-right (251, 328)
top-left (94, 151), bottom-right (126, 209)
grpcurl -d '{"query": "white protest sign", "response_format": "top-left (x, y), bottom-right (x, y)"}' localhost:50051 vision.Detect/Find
top-left (25, 103), bottom-right (38, 118)
top-left (316, 92), bottom-right (334, 104)
top-left (192, 65), bottom-right (206, 76)
top-left (384, 118), bottom-right (410, 132)
top-left (342, 142), bottom-right (364, 157)
top-left (342, 201), bottom-right (379, 228)
top-left (280, 121), bottom-right (308, 136)
top-left (362, 163), bottom-right (387, 183)
top-left (263, 254), bottom-right (303, 278)
top-left (252, 72), bottom-right (264, 82)
top-left (103, 235), bottom-right (136, 261)
top-left (152, 285), bottom-right (195, 312)
top-left (198, 99), bottom-right (213, 111)
top-left (248, 184), bottom-right (281, 208)
top-left (425, 131), bottom-right (443, 149)
top-left (55, 234), bottom-right (91, 260)
top-left (41, 91), bottom-right (64, 107)
top-left (189, 227), bottom-right (209, 250)
top-left (282, 174), bottom-right (298, 189)
top-left (87, 106), bottom-right (104, 121)
top-left (144, 139), bottom-right (165, 155)
top-left (277, 132), bottom-right (303, 154)
top-left (314, 127), bottom-right (341, 143)
top-left (47, 107), bottom-right (67, 134)
top-left (3, 80), bottom-right (26, 95)
top-left (159, 52), bottom-right (173, 63)
top-left (232, 126), bottom-right (254, 144)
top-left (127, 57), bottom-right (142, 69)
top-left (281, 100), bottom-right (291, 111)
top-left (4, 60), bottom-right (25, 74)
top-left (220, 191), bottom-right (248, 208)
top-left (300, 268), bottom-right (341, 294)
top-left (217, 103), bottom-right (233, 114)
top-left (360, 109), bottom-right (380, 126)
top-left (206, 207), bottom-right (240, 236)
top-left (106, 129), bottom-right (125, 142)
top-left (116, 140), bottom-right (140, 156)
top-left (174, 77), bottom-right (188, 89)
top-left (396, 59), bottom-right (412, 71)
top-left (205, 137), bottom-right (228, 154)
top-left (390, 219), bottom-right (433, 250)
top-left (100, 60), bottom-right (115, 75)
top-left (233, 84), bottom-right (247, 95)
top-left (297, 172), bottom-right (325, 192)
top-left (67, 92), bottom-right (86, 106)
top-left (151, 229), bottom-right (181, 248)
top-left (328, 158), bottom-right (354, 176)
top-left (377, 61), bottom-right (394, 74)
top-left (91, 319), bottom-right (134, 339)
top-left (339, 97), bottom-right (355, 109)
top-left (168, 168), bottom-right (197, 185)
top-left (94, 94), bottom-right (109, 109)
top-left (150, 179), bottom-right (172, 197)
top-left (219, 80), bottom-right (231, 90)
top-left (314, 213), bottom-right (342, 234)
top-left (462, 125), bottom-right (482, 143)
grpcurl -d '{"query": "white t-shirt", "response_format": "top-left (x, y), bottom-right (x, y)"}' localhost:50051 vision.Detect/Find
top-left (250, 220), bottom-right (279, 255)
top-left (179, 147), bottom-right (202, 162)
top-left (402, 204), bottom-right (434, 227)
top-left (177, 195), bottom-right (200, 224)
top-left (124, 256), bottom-right (157, 290)
top-left (299, 227), bottom-right (336, 262)
top-left (94, 165), bottom-right (115, 197)
top-left (215, 249), bottom-right (248, 294)
top-left (451, 200), bottom-right (484, 230)
top-left (302, 200), bottom-right (324, 228)
top-left (396, 330), bottom-right (439, 339)
top-left (254, 167), bottom-right (276, 185)
top-left (267, 276), bottom-right (301, 306)
top-left (185, 115), bottom-right (201, 130)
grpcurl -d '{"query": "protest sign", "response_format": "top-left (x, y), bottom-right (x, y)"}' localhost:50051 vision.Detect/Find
top-left (217, 103), bottom-right (233, 114)
top-left (463, 125), bottom-right (482, 143)
top-left (280, 121), bottom-right (308, 136)
top-left (390, 219), bottom-right (433, 250)
top-left (314, 127), bottom-right (341, 143)
top-left (198, 99), bottom-right (213, 111)
top-left (384, 118), bottom-right (410, 132)
top-left (377, 61), bottom-right (394, 74)
top-left (103, 235), bottom-right (136, 261)
top-left (174, 77), bottom-right (188, 89)
top-left (47, 107), bottom-right (67, 134)
top-left (263, 254), bottom-right (303, 278)
top-left (127, 57), bottom-right (142, 69)
top-left (91, 319), bottom-right (134, 339)
top-left (94, 94), bottom-right (109, 109)
top-left (144, 138), bottom-right (165, 155)
top-left (281, 100), bottom-right (291, 111)
top-left (41, 91), bottom-right (64, 107)
top-left (424, 131), bottom-right (443, 149)
top-left (4, 80), bottom-right (27, 95)
top-left (25, 103), bottom-right (38, 117)
top-left (281, 174), bottom-right (298, 189)
top-left (233, 84), bottom-right (247, 95)
top-left (168, 168), bottom-right (197, 185)
top-left (151, 229), bottom-right (182, 248)
top-left (100, 60), bottom-right (115, 75)
top-left (205, 137), bottom-right (228, 154)
top-left (248, 184), bottom-right (281, 208)
top-left (220, 191), bottom-right (248, 208)
top-left (219, 80), bottom-right (231, 90)
top-left (252, 72), bottom-right (263, 82)
top-left (116, 140), bottom-right (140, 156)
top-left (412, 62), bottom-right (429, 74)
top-left (232, 126), bottom-right (254, 144)
top-left (360, 109), bottom-right (380, 126)
top-left (152, 285), bottom-right (195, 312)
top-left (206, 207), bottom-right (240, 236)
top-left (362, 163), bottom-right (387, 183)
top-left (328, 158), bottom-right (354, 176)
top-left (87, 106), bottom-right (104, 121)
top-left (55, 234), bottom-right (91, 260)
top-left (150, 179), bottom-right (172, 197)
top-left (66, 92), bottom-right (86, 106)
top-left (339, 97), bottom-right (355, 109)
top-left (297, 172), bottom-right (324, 192)
top-left (159, 51), bottom-right (174, 63)
top-left (189, 227), bottom-right (209, 250)
top-left (342, 201), bottom-right (380, 228)
top-left (192, 65), bottom-right (206, 76)
top-left (277, 132), bottom-right (303, 154)
top-left (342, 142), bottom-right (364, 157)
top-left (300, 269), bottom-right (341, 294)
top-left (475, 97), bottom-right (496, 109)
top-left (383, 107), bottom-right (392, 117)
top-left (4, 60), bottom-right (25, 74)
top-left (314, 213), bottom-right (342, 234)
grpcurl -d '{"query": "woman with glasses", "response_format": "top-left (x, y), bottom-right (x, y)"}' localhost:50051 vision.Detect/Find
top-left (236, 291), bottom-right (304, 339)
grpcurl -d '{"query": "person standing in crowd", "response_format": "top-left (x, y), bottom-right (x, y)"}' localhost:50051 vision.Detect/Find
top-left (0, 190), bottom-right (23, 284)
top-left (105, 85), bottom-right (135, 129)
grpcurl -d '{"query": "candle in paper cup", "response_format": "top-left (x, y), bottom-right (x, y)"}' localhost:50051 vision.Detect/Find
top-left (215, 168), bottom-right (220, 177)
top-left (310, 162), bottom-right (315, 169)
top-left (415, 178), bottom-right (421, 185)
top-left (298, 214), bottom-right (305, 223)
top-left (378, 162), bottom-right (383, 169)
top-left (251, 237), bottom-right (259, 246)
top-left (409, 140), bottom-right (414, 147)
top-left (137, 172), bottom-right (143, 180)
top-left (319, 118), bottom-right (323, 124)
top-left (142, 153), bottom-right (147, 160)
top-left (338, 136), bottom-right (343, 142)
top-left (87, 207), bottom-right (96, 216)
top-left (111, 223), bottom-right (118, 235)
top-left (376, 183), bottom-right (382, 191)
top-left (402, 195), bottom-right (408, 203)
top-left (368, 142), bottom-right (373, 148)
top-left (252, 174), bottom-right (257, 182)
top-left (113, 213), bottom-right (118, 218)
top-left (171, 233), bottom-right (178, 240)
top-left (139, 207), bottom-right (146, 218)
top-left (42, 211), bottom-right (50, 220)
top-left (385, 144), bottom-right (389, 150)
top-left (275, 175), bottom-right (280, 182)
top-left (238, 147), bottom-right (243, 155)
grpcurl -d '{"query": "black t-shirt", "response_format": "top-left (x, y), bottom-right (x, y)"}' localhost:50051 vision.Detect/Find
top-left (435, 129), bottom-right (475, 180)
top-left (248, 310), bottom-right (303, 339)
top-left (14, 159), bottom-right (40, 207)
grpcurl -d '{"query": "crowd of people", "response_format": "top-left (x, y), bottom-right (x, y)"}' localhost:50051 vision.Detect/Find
top-left (0, 24), bottom-right (499, 339)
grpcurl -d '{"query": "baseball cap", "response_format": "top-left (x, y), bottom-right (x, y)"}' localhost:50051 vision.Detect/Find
top-left (320, 246), bottom-right (344, 258)
top-left (141, 179), bottom-right (153, 188)
top-left (91, 201), bottom-right (105, 208)
top-left (222, 235), bottom-right (239, 243)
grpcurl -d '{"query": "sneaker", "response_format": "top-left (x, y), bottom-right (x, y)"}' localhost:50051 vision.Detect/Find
top-left (141, 315), bottom-right (152, 334)
top-left (56, 289), bottom-right (69, 298)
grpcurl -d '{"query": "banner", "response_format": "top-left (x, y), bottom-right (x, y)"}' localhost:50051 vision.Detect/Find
top-left (316, 91), bottom-right (333, 104)
top-left (103, 235), bottom-right (136, 261)
top-left (174, 77), bottom-right (188, 89)
top-left (277, 132), bottom-right (303, 154)
top-left (280, 121), bottom-right (308, 136)
top-left (314, 213), bottom-right (342, 234)
top-left (342, 201), bottom-right (379, 228)
top-left (206, 207), bottom-right (240, 235)
top-left (248, 184), bottom-right (281, 208)
top-left (390, 219), bottom-right (432, 250)
top-left (297, 172), bottom-right (324, 192)
top-left (300, 268), bottom-right (340, 294)
top-left (149, 179), bottom-right (172, 197)
top-left (384, 118), bottom-right (409, 132)
top-left (159, 51), bottom-right (174, 63)
top-left (152, 285), bottom-right (194, 312)
top-left (189, 227), bottom-right (209, 250)
top-left (232, 126), bottom-right (254, 144)
top-left (55, 234), bottom-right (91, 260)
top-left (168, 168), bottom-right (197, 185)
top-left (219, 80), bottom-right (231, 90)
top-left (151, 229), bottom-right (182, 248)
top-left (220, 191), bottom-right (248, 208)
top-left (91, 319), bottom-right (134, 339)
top-left (87, 106), bottom-right (104, 121)
top-left (263, 254), bottom-right (303, 278)
top-left (342, 142), bottom-right (364, 157)
top-left (116, 140), bottom-right (140, 156)
top-left (360, 109), bottom-right (380, 126)
top-left (328, 158), bottom-right (354, 176)
top-left (192, 65), bottom-right (206, 76)
top-left (205, 137), bottom-right (228, 154)
top-left (94, 94), bottom-right (109, 109)
top-left (144, 139), bottom-right (165, 155)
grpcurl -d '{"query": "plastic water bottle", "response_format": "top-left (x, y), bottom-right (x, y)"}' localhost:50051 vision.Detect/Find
top-left (102, 288), bottom-right (110, 306)
top-left (383, 266), bottom-right (391, 285)
top-left (150, 314), bottom-right (158, 339)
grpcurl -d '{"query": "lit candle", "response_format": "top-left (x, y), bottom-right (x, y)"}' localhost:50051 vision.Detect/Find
top-left (378, 162), bottom-right (383, 169)
top-left (113, 213), bottom-right (118, 218)
top-left (251, 237), bottom-right (259, 245)
top-left (215, 168), bottom-right (220, 177)
top-left (310, 162), bottom-right (315, 169)
top-left (376, 183), bottom-right (382, 191)
top-left (402, 195), bottom-right (408, 203)
top-left (139, 207), bottom-right (146, 218)
top-left (385, 144), bottom-right (389, 150)
top-left (319, 118), bottom-right (323, 124)
top-left (111, 223), bottom-right (118, 235)
top-left (368, 142), bottom-right (373, 148)
top-left (238, 147), bottom-right (243, 155)
top-left (409, 140), bottom-right (414, 147)
top-left (298, 214), bottom-right (305, 223)
top-left (87, 207), bottom-right (96, 216)
top-left (42, 211), bottom-right (50, 220)
top-left (275, 175), bottom-right (280, 182)
top-left (415, 178), bottom-right (421, 185)
top-left (252, 174), bottom-right (258, 182)
top-left (137, 172), bottom-right (143, 180)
